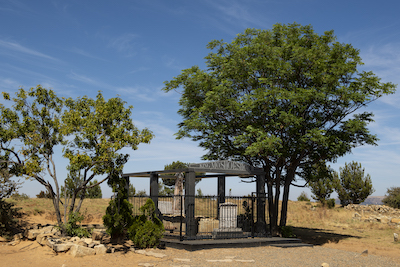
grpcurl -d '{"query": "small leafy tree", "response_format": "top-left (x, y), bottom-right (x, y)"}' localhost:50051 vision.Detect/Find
top-left (334, 161), bottom-right (374, 206)
top-left (1, 86), bottom-right (153, 233)
top-left (297, 191), bottom-right (310, 202)
top-left (162, 161), bottom-right (202, 189)
top-left (382, 187), bottom-right (400, 209)
top-left (128, 198), bottom-right (164, 248)
top-left (305, 163), bottom-right (336, 206)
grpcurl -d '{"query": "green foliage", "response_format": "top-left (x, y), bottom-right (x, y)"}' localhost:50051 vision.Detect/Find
top-left (158, 181), bottom-right (174, 196)
top-left (136, 190), bottom-right (147, 196)
top-left (128, 184), bottom-right (136, 197)
top-left (279, 225), bottom-right (295, 238)
top-left (36, 190), bottom-right (52, 199)
top-left (334, 161), bottom-right (374, 206)
top-left (103, 173), bottom-right (133, 239)
top-left (10, 192), bottom-right (29, 200)
top-left (297, 191), bottom-right (310, 202)
top-left (382, 187), bottom-right (400, 209)
top-left (1, 86), bottom-right (153, 231)
top-left (128, 199), bottom-right (164, 249)
top-left (196, 188), bottom-right (204, 197)
top-left (0, 199), bottom-right (22, 238)
top-left (62, 211), bottom-right (90, 238)
top-left (326, 198), bottom-right (336, 209)
top-left (306, 162), bottom-right (336, 206)
top-left (162, 161), bottom-right (202, 189)
top-left (163, 23), bottom-right (395, 232)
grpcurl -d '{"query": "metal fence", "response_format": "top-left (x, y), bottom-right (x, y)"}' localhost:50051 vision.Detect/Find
top-left (129, 195), bottom-right (269, 240)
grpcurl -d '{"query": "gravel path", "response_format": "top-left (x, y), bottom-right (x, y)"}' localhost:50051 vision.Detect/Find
top-left (151, 246), bottom-right (400, 267)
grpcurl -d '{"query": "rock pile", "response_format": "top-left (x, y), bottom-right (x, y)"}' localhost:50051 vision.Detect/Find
top-left (345, 204), bottom-right (400, 226)
top-left (5, 224), bottom-right (155, 257)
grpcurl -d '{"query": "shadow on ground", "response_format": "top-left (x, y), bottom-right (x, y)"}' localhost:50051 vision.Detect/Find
top-left (292, 226), bottom-right (361, 246)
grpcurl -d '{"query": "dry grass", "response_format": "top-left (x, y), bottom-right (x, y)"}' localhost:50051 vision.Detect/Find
top-left (287, 200), bottom-right (400, 254)
top-left (7, 197), bottom-right (400, 253)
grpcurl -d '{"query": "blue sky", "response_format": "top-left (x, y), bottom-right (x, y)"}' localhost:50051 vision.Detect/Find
top-left (1, 0), bottom-right (399, 200)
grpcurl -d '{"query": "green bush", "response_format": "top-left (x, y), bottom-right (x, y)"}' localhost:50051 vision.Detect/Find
top-left (382, 187), bottom-right (400, 209)
top-left (63, 211), bottom-right (90, 238)
top-left (279, 225), bottom-right (295, 238)
top-left (297, 191), bottom-right (310, 202)
top-left (103, 174), bottom-right (133, 239)
top-left (0, 199), bottom-right (22, 238)
top-left (128, 199), bottom-right (164, 249)
top-left (326, 198), bottom-right (336, 209)
top-left (36, 190), bottom-right (52, 199)
top-left (10, 193), bottom-right (29, 200)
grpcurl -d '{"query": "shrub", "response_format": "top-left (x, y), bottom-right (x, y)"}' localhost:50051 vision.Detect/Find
top-left (0, 199), bottom-right (22, 238)
top-left (382, 187), bottom-right (400, 209)
top-left (297, 191), bottom-right (310, 202)
top-left (279, 225), bottom-right (295, 238)
top-left (10, 192), bottom-right (29, 200)
top-left (128, 199), bottom-right (164, 249)
top-left (334, 161), bottom-right (374, 206)
top-left (36, 190), bottom-right (52, 199)
top-left (103, 173), bottom-right (133, 239)
top-left (326, 198), bottom-right (336, 209)
top-left (63, 211), bottom-right (90, 238)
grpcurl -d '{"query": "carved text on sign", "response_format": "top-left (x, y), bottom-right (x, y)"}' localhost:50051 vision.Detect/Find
top-left (189, 160), bottom-right (252, 172)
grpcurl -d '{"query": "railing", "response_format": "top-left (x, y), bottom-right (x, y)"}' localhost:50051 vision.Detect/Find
top-left (129, 195), bottom-right (269, 240)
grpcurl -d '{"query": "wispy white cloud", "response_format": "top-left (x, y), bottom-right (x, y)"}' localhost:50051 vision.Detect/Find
top-left (68, 72), bottom-right (105, 88)
top-left (204, 0), bottom-right (268, 29)
top-left (69, 47), bottom-right (107, 61)
top-left (108, 33), bottom-right (139, 57)
top-left (0, 39), bottom-right (59, 61)
top-left (116, 86), bottom-right (157, 102)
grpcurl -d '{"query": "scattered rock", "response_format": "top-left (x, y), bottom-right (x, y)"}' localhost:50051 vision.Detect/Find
top-left (235, 259), bottom-right (255, 263)
top-left (321, 263), bottom-right (329, 267)
top-left (53, 242), bottom-right (74, 253)
top-left (135, 249), bottom-right (167, 258)
top-left (392, 218), bottom-right (400, 224)
top-left (206, 259), bottom-right (233, 262)
top-left (69, 244), bottom-right (96, 257)
top-left (173, 258), bottom-right (191, 262)
top-left (361, 249), bottom-right (368, 256)
top-left (94, 244), bottom-right (107, 255)
top-left (36, 233), bottom-right (55, 246)
top-left (394, 233), bottom-right (399, 242)
top-left (138, 263), bottom-right (154, 267)
top-left (91, 230), bottom-right (105, 241)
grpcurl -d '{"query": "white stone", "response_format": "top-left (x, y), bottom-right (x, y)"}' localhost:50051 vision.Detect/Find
top-left (394, 233), bottom-right (399, 242)
top-left (94, 244), bottom-right (107, 255)
top-left (173, 258), bottom-right (191, 262)
top-left (69, 244), bottom-right (95, 257)
top-left (53, 242), bottom-right (74, 252)
top-left (219, 202), bottom-right (238, 229)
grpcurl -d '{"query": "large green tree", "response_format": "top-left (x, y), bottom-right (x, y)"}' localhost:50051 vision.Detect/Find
top-left (163, 23), bottom-right (396, 234)
top-left (334, 161), bottom-right (374, 206)
top-left (0, 86), bottom-right (153, 231)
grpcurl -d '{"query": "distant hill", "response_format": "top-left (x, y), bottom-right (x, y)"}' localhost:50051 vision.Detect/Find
top-left (335, 196), bottom-right (384, 205)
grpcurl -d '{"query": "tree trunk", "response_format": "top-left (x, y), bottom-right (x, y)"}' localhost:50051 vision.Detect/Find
top-left (47, 184), bottom-right (63, 230)
top-left (279, 180), bottom-right (290, 227)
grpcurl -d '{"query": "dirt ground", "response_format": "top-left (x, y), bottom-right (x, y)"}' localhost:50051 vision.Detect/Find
top-left (1, 214), bottom-right (399, 267)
